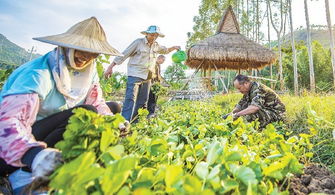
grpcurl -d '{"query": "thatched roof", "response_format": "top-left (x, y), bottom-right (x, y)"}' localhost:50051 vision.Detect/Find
top-left (186, 6), bottom-right (277, 70)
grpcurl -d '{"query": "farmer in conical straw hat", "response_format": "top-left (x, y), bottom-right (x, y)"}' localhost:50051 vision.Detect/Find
top-left (0, 17), bottom-right (123, 194)
top-left (104, 25), bottom-right (180, 122)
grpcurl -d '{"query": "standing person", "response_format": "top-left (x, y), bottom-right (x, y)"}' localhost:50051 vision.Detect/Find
top-left (104, 25), bottom-right (180, 122)
top-left (147, 55), bottom-right (167, 118)
top-left (0, 17), bottom-right (122, 194)
top-left (225, 75), bottom-right (286, 128)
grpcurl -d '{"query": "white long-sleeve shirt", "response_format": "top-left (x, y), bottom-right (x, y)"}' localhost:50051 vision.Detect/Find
top-left (113, 37), bottom-right (169, 79)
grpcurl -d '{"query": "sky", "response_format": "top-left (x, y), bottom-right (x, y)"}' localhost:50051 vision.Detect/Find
top-left (0, 0), bottom-right (334, 74)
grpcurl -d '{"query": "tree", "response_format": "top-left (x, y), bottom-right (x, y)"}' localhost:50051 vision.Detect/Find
top-left (288, 0), bottom-right (299, 95)
top-left (266, 4), bottom-right (273, 82)
top-left (255, 0), bottom-right (260, 43)
top-left (304, 0), bottom-right (316, 92)
top-left (282, 41), bottom-right (333, 92)
top-left (267, 0), bottom-right (287, 90)
top-left (325, 0), bottom-right (335, 88)
top-left (186, 0), bottom-right (237, 48)
top-left (164, 63), bottom-right (186, 83)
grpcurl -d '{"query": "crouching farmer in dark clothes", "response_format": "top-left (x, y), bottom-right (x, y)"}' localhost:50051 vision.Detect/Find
top-left (225, 75), bottom-right (286, 128)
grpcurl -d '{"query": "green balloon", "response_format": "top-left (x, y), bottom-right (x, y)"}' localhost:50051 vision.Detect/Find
top-left (172, 50), bottom-right (187, 63)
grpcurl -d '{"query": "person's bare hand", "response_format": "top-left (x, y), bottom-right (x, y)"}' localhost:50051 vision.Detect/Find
top-left (173, 46), bottom-right (181, 51)
top-left (119, 121), bottom-right (131, 137)
top-left (232, 113), bottom-right (239, 120)
top-left (104, 62), bottom-right (116, 78)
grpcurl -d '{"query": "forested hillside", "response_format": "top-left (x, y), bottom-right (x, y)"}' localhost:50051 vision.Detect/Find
top-left (0, 33), bottom-right (40, 66)
top-left (281, 26), bottom-right (335, 48)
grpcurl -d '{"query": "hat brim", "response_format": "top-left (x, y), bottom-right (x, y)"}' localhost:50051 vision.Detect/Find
top-left (33, 34), bottom-right (123, 56)
top-left (141, 31), bottom-right (165, 38)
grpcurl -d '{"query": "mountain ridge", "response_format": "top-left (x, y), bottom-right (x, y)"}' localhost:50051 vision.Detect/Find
top-left (0, 33), bottom-right (41, 66)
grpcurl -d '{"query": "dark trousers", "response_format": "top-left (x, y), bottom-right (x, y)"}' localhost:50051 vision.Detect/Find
top-left (0, 105), bottom-right (97, 176)
top-left (121, 76), bottom-right (151, 121)
top-left (147, 89), bottom-right (158, 115)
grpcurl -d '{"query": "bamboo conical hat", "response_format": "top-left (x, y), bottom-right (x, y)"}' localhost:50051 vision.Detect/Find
top-left (33, 17), bottom-right (122, 56)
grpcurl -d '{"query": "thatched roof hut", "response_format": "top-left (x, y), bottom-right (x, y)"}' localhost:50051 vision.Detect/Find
top-left (186, 6), bottom-right (277, 71)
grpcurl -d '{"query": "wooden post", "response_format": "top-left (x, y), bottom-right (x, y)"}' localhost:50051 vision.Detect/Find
top-left (213, 63), bottom-right (228, 93)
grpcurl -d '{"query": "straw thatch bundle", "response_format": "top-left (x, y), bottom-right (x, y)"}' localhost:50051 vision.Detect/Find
top-left (186, 6), bottom-right (277, 70)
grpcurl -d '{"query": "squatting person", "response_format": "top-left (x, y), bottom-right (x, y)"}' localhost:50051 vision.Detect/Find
top-left (227, 74), bottom-right (286, 128)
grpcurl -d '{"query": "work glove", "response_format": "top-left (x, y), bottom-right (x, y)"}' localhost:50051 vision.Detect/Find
top-left (31, 148), bottom-right (62, 179)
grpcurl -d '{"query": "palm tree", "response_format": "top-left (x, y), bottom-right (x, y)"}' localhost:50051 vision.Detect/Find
top-left (325, 0), bottom-right (335, 88)
top-left (304, 0), bottom-right (315, 92)
top-left (288, 0), bottom-right (298, 95)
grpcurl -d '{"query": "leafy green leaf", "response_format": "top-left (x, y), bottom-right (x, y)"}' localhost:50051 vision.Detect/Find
top-left (247, 162), bottom-right (263, 182)
top-left (101, 155), bottom-right (138, 194)
top-left (132, 188), bottom-right (153, 195)
top-left (226, 151), bottom-right (242, 162)
top-left (183, 175), bottom-right (202, 193)
top-left (50, 152), bottom-right (104, 194)
top-left (222, 179), bottom-right (239, 193)
top-left (207, 164), bottom-right (221, 180)
top-left (165, 165), bottom-right (183, 193)
top-left (117, 186), bottom-right (131, 195)
top-left (207, 141), bottom-right (223, 165)
top-left (236, 167), bottom-right (258, 186)
top-left (100, 128), bottom-right (116, 152)
top-left (195, 161), bottom-right (209, 180)
top-left (137, 168), bottom-right (156, 181)
top-left (107, 144), bottom-right (125, 160)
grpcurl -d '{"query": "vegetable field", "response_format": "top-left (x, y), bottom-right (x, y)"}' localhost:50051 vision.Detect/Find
top-left (48, 94), bottom-right (335, 194)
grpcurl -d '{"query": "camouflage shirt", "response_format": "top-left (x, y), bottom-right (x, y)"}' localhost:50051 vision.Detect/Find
top-left (235, 82), bottom-right (286, 120)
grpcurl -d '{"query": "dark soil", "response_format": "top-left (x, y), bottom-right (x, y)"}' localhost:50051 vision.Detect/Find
top-left (289, 164), bottom-right (335, 194)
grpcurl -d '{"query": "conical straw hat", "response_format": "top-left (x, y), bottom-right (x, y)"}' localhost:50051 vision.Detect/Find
top-left (33, 17), bottom-right (122, 56)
